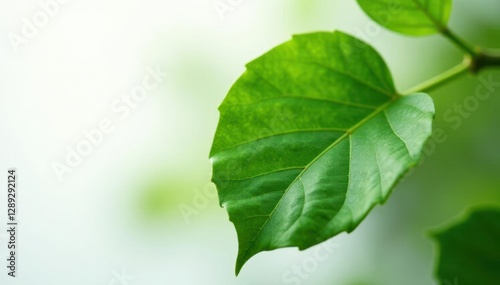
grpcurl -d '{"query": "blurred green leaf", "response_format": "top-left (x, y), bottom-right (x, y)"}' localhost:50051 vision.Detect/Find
top-left (357, 0), bottom-right (452, 36)
top-left (210, 31), bottom-right (435, 274)
top-left (432, 208), bottom-right (500, 285)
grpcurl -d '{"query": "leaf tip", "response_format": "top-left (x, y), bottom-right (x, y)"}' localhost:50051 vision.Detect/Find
top-left (234, 258), bottom-right (245, 276)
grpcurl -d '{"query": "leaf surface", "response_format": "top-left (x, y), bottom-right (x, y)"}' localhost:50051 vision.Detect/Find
top-left (210, 31), bottom-right (435, 274)
top-left (432, 208), bottom-right (500, 285)
top-left (357, 0), bottom-right (452, 36)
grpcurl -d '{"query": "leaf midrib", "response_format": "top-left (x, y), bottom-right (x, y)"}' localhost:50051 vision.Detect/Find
top-left (260, 59), bottom-right (396, 98)
top-left (237, 95), bottom-right (400, 266)
top-left (409, 0), bottom-right (447, 31)
top-left (368, 0), bottom-right (447, 31)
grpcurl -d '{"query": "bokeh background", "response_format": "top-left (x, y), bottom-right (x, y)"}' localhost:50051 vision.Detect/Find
top-left (1, 0), bottom-right (499, 284)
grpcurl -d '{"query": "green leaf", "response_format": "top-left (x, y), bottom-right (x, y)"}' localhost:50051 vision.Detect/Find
top-left (210, 31), bottom-right (435, 275)
top-left (431, 208), bottom-right (500, 285)
top-left (357, 0), bottom-right (452, 36)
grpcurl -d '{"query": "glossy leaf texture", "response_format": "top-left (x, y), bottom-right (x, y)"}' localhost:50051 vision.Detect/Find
top-left (357, 0), bottom-right (452, 36)
top-left (210, 31), bottom-right (435, 275)
top-left (432, 208), bottom-right (500, 285)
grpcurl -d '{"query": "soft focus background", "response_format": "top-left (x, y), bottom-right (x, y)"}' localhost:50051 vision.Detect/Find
top-left (0, 0), bottom-right (499, 284)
